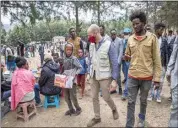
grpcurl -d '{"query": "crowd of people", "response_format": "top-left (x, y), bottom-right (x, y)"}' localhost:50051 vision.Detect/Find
top-left (1, 10), bottom-right (178, 127)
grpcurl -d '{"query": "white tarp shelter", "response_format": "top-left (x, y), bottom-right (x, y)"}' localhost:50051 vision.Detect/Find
top-left (52, 36), bottom-right (65, 44)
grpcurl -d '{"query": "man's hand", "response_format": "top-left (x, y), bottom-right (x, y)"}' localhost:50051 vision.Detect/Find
top-left (124, 55), bottom-right (131, 61)
top-left (122, 56), bottom-right (125, 60)
top-left (109, 80), bottom-right (117, 92)
top-left (110, 80), bottom-right (117, 88)
top-left (153, 82), bottom-right (160, 90)
top-left (167, 75), bottom-right (171, 83)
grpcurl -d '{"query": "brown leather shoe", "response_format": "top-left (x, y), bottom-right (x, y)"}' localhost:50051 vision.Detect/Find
top-left (87, 118), bottom-right (101, 127)
top-left (74, 107), bottom-right (82, 116)
top-left (65, 109), bottom-right (75, 116)
top-left (112, 109), bottom-right (119, 120)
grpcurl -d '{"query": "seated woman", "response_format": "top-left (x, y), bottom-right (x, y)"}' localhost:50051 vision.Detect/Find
top-left (11, 57), bottom-right (35, 111)
top-left (34, 54), bottom-right (62, 107)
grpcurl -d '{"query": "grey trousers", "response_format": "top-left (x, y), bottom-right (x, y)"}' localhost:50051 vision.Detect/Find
top-left (64, 84), bottom-right (80, 110)
top-left (169, 85), bottom-right (178, 127)
top-left (90, 77), bottom-right (117, 119)
top-left (126, 77), bottom-right (152, 127)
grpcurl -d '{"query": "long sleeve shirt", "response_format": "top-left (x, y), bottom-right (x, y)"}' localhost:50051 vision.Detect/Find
top-left (166, 36), bottom-right (178, 89)
top-left (125, 31), bottom-right (162, 82)
top-left (110, 37), bottom-right (124, 65)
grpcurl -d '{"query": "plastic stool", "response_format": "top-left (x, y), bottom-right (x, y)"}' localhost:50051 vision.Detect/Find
top-left (44, 95), bottom-right (60, 109)
top-left (16, 99), bottom-right (37, 122)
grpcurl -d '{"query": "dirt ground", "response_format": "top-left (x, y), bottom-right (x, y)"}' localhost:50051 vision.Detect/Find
top-left (1, 52), bottom-right (171, 127)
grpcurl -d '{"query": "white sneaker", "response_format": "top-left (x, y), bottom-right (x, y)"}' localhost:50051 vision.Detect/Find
top-left (147, 97), bottom-right (153, 101)
top-left (137, 119), bottom-right (145, 127)
top-left (156, 98), bottom-right (161, 103)
top-left (36, 102), bottom-right (43, 107)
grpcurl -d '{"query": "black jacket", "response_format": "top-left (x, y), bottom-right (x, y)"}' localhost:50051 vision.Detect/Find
top-left (38, 60), bottom-right (61, 96)
top-left (160, 37), bottom-right (169, 67)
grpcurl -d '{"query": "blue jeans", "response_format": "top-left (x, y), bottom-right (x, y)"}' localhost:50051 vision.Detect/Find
top-left (149, 83), bottom-right (160, 99)
top-left (123, 61), bottom-right (130, 97)
top-left (6, 61), bottom-right (16, 72)
top-left (34, 83), bottom-right (41, 104)
top-left (148, 66), bottom-right (166, 99)
top-left (1, 90), bottom-right (11, 101)
top-left (122, 60), bottom-right (127, 80)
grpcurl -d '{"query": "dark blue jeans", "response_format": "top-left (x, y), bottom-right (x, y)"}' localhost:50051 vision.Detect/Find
top-left (1, 90), bottom-right (11, 101)
top-left (34, 83), bottom-right (41, 104)
top-left (122, 60), bottom-right (127, 80)
top-left (6, 61), bottom-right (16, 72)
top-left (122, 61), bottom-right (130, 97)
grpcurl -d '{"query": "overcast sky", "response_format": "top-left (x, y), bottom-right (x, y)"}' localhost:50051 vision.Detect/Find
top-left (2, 13), bottom-right (11, 24)
top-left (1, 2), bottom-right (135, 25)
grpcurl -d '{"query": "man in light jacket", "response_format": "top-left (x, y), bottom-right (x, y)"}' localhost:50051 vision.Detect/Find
top-left (87, 24), bottom-right (119, 127)
top-left (166, 36), bottom-right (178, 127)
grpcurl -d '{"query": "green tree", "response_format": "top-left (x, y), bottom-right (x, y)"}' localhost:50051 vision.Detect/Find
top-left (1, 28), bottom-right (7, 44)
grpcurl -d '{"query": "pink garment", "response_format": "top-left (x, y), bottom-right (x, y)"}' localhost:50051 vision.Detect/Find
top-left (11, 68), bottom-right (35, 110)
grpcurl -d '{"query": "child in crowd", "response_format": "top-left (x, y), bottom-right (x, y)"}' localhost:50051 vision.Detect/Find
top-left (61, 43), bottom-right (82, 116)
top-left (77, 49), bottom-right (88, 98)
top-left (52, 53), bottom-right (63, 73)
top-left (52, 53), bottom-right (60, 64)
